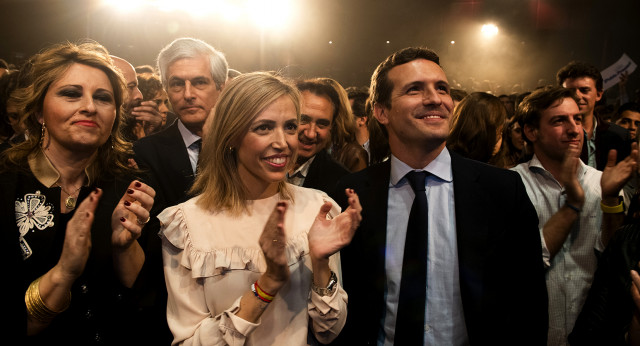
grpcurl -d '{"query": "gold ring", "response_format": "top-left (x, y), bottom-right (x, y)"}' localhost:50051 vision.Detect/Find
top-left (272, 239), bottom-right (278, 242)
top-left (137, 216), bottom-right (151, 225)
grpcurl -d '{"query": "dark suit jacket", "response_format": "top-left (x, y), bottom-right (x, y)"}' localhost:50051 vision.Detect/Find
top-left (132, 120), bottom-right (195, 346)
top-left (133, 120), bottom-right (196, 211)
top-left (331, 152), bottom-right (548, 345)
top-left (303, 149), bottom-right (350, 195)
top-left (581, 116), bottom-right (631, 170)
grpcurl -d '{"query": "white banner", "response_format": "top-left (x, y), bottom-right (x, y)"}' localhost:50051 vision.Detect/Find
top-left (601, 53), bottom-right (637, 90)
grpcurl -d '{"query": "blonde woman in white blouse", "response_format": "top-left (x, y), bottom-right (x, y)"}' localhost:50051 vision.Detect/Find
top-left (159, 72), bottom-right (362, 345)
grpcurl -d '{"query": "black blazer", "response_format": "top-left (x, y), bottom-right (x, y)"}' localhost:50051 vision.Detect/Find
top-left (331, 152), bottom-right (548, 345)
top-left (581, 117), bottom-right (631, 171)
top-left (133, 120), bottom-right (196, 212)
top-left (132, 120), bottom-right (193, 345)
top-left (303, 149), bottom-right (350, 195)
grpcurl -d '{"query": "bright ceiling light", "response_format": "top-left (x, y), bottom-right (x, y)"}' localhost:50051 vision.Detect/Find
top-left (246, 0), bottom-right (294, 31)
top-left (481, 23), bottom-right (499, 38)
top-left (103, 0), bottom-right (146, 12)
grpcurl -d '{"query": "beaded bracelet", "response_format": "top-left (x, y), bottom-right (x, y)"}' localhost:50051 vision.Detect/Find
top-left (251, 281), bottom-right (274, 303)
top-left (24, 276), bottom-right (71, 323)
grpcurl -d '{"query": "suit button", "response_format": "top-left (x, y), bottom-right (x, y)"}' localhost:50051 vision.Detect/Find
top-left (85, 309), bottom-right (93, 320)
top-left (81, 284), bottom-right (89, 294)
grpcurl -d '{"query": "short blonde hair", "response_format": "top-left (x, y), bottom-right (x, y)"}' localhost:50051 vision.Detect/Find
top-left (191, 72), bottom-right (301, 214)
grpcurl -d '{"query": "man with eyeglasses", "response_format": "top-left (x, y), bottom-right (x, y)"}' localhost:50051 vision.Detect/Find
top-left (131, 37), bottom-right (228, 346)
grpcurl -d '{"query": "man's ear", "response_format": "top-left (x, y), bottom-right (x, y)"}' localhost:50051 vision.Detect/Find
top-left (373, 103), bottom-right (389, 125)
top-left (523, 124), bottom-right (537, 143)
top-left (357, 116), bottom-right (367, 127)
top-left (596, 89), bottom-right (603, 102)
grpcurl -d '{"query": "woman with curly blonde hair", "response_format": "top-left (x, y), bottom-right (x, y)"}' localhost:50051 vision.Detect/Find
top-left (1, 41), bottom-right (155, 345)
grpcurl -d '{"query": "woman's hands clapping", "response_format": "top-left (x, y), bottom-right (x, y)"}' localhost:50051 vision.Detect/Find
top-left (259, 201), bottom-right (290, 289)
top-left (111, 180), bottom-right (156, 249)
top-left (308, 189), bottom-right (362, 262)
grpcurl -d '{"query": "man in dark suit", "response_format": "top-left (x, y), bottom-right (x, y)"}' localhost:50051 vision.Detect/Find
top-left (287, 80), bottom-right (350, 194)
top-left (331, 47), bottom-right (548, 345)
top-left (131, 37), bottom-right (228, 345)
top-left (557, 60), bottom-right (631, 171)
top-left (134, 37), bottom-right (228, 208)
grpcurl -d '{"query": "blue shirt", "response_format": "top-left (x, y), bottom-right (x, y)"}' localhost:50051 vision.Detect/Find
top-left (380, 148), bottom-right (469, 346)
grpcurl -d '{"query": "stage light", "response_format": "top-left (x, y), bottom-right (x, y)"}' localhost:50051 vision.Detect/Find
top-left (481, 23), bottom-right (499, 38)
top-left (246, 0), bottom-right (294, 31)
top-left (102, 0), bottom-right (146, 12)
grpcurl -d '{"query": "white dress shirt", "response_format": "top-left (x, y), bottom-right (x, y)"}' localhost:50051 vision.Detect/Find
top-left (381, 148), bottom-right (469, 346)
top-left (177, 120), bottom-right (201, 174)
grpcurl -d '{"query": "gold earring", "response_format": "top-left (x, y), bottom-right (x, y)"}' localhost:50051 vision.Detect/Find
top-left (40, 122), bottom-right (45, 147)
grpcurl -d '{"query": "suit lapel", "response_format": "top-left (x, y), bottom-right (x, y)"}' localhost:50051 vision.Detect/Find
top-left (161, 123), bottom-right (196, 184)
top-left (450, 153), bottom-right (489, 319)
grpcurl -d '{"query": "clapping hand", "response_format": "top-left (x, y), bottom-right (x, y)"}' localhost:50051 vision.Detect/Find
top-left (259, 201), bottom-right (290, 287)
top-left (59, 188), bottom-right (102, 281)
top-left (308, 189), bottom-right (362, 261)
top-left (601, 143), bottom-right (638, 201)
top-left (111, 180), bottom-right (156, 249)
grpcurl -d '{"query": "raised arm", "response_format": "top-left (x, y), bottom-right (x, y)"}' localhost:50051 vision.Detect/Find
top-left (26, 189), bottom-right (102, 335)
top-left (111, 180), bottom-right (155, 288)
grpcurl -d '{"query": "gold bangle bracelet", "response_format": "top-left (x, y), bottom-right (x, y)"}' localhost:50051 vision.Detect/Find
top-left (600, 201), bottom-right (624, 214)
top-left (24, 276), bottom-right (71, 323)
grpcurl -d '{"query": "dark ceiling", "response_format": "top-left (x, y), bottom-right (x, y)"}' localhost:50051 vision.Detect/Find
top-left (2, 0), bottom-right (639, 98)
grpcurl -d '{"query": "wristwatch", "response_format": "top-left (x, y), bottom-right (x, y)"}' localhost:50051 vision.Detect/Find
top-left (312, 271), bottom-right (338, 296)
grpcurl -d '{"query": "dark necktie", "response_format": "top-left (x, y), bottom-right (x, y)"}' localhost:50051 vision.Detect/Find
top-left (191, 139), bottom-right (202, 174)
top-left (395, 170), bottom-right (429, 345)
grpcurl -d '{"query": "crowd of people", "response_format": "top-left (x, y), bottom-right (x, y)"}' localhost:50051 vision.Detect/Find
top-left (2, 36), bottom-right (640, 346)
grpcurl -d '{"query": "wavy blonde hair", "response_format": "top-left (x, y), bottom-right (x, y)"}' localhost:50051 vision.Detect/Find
top-left (0, 40), bottom-right (132, 178)
top-left (191, 72), bottom-right (301, 214)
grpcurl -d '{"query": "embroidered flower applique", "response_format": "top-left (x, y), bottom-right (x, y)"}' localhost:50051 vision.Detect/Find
top-left (16, 190), bottom-right (54, 259)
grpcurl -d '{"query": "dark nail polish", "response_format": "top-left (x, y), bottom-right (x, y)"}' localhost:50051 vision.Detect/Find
top-left (127, 189), bottom-right (134, 194)
top-left (124, 201), bottom-right (131, 206)
top-left (120, 217), bottom-right (126, 222)
top-left (135, 181), bottom-right (142, 188)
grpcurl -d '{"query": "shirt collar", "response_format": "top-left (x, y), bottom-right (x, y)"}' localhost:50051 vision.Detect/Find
top-left (390, 147), bottom-right (453, 186)
top-left (28, 149), bottom-right (93, 188)
top-left (289, 155), bottom-right (316, 179)
top-left (178, 120), bottom-right (202, 149)
top-left (526, 153), bottom-right (587, 178)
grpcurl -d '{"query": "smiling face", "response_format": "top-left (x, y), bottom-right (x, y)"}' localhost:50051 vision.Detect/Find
top-left (297, 91), bottom-right (333, 163)
top-left (561, 76), bottom-right (602, 117)
top-left (166, 55), bottom-right (222, 136)
top-left (375, 58), bottom-right (453, 157)
top-left (524, 97), bottom-right (582, 163)
top-left (237, 95), bottom-right (298, 199)
top-left (39, 63), bottom-right (117, 154)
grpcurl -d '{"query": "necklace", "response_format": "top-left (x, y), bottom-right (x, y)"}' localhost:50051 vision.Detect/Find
top-left (55, 182), bottom-right (82, 210)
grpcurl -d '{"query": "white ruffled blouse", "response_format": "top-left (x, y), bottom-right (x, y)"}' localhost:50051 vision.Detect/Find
top-left (159, 184), bottom-right (348, 346)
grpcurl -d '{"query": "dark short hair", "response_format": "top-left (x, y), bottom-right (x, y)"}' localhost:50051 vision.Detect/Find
top-left (450, 88), bottom-right (469, 102)
top-left (370, 47), bottom-right (440, 109)
top-left (617, 102), bottom-right (640, 117)
top-left (345, 86), bottom-right (369, 119)
top-left (135, 64), bottom-right (155, 74)
top-left (515, 85), bottom-right (579, 144)
top-left (556, 61), bottom-right (603, 92)
top-left (296, 79), bottom-right (340, 119)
